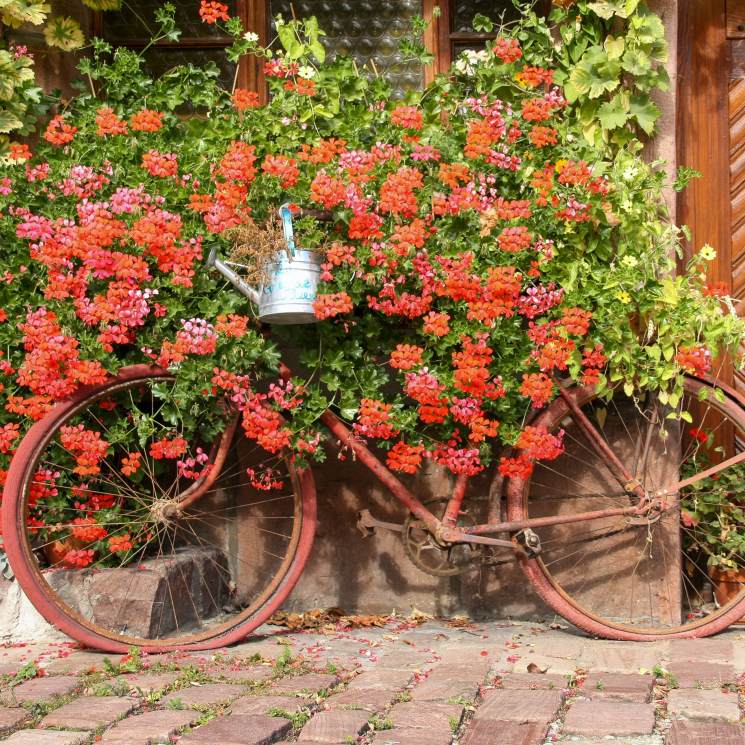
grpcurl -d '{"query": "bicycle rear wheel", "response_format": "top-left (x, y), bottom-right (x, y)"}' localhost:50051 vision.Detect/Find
top-left (3, 366), bottom-right (316, 652)
top-left (507, 375), bottom-right (745, 639)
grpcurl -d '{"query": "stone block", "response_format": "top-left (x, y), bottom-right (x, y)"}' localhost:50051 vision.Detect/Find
top-left (410, 676), bottom-right (480, 703)
top-left (667, 660), bottom-right (735, 688)
top-left (578, 642), bottom-right (664, 674)
top-left (581, 673), bottom-right (654, 702)
top-left (5, 675), bottom-right (79, 704)
top-left (214, 667), bottom-right (275, 683)
top-left (667, 689), bottom-right (741, 723)
top-left (668, 639), bottom-right (733, 664)
top-left (297, 709), bottom-right (370, 741)
top-left (562, 700), bottom-right (655, 736)
top-left (461, 720), bottom-right (547, 745)
top-left (370, 728), bottom-right (453, 745)
top-left (101, 709), bottom-right (197, 744)
top-left (230, 695), bottom-right (312, 716)
top-left (2, 731), bottom-right (88, 745)
top-left (666, 720), bottom-right (745, 745)
top-left (497, 673), bottom-right (569, 691)
top-left (160, 683), bottom-right (244, 709)
top-left (474, 689), bottom-right (563, 723)
top-left (0, 707), bottom-right (28, 734)
top-left (388, 701), bottom-right (462, 730)
top-left (180, 713), bottom-right (292, 745)
top-left (270, 673), bottom-right (339, 694)
top-left (118, 672), bottom-right (180, 696)
top-left (325, 688), bottom-right (394, 711)
top-left (345, 669), bottom-right (411, 691)
top-left (41, 696), bottom-right (138, 730)
top-left (50, 547), bottom-right (230, 639)
top-left (42, 652), bottom-right (112, 675)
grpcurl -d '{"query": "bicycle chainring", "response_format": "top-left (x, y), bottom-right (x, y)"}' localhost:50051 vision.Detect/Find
top-left (402, 499), bottom-right (480, 577)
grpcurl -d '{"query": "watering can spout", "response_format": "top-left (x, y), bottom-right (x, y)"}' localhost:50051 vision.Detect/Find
top-left (206, 245), bottom-right (261, 305)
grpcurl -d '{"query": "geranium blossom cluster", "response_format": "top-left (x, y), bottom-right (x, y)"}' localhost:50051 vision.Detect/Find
top-left (0, 11), bottom-right (735, 570)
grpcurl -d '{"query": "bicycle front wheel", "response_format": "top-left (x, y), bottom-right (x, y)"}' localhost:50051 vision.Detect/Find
top-left (3, 366), bottom-right (316, 652)
top-left (507, 375), bottom-right (745, 639)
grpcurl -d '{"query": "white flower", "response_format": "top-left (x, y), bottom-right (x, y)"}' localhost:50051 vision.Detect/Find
top-left (243, 31), bottom-right (259, 43)
top-left (298, 65), bottom-right (316, 79)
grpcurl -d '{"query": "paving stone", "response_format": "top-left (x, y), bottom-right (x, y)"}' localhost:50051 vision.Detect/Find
top-left (1, 731), bottom-right (88, 745)
top-left (474, 689), bottom-right (563, 723)
top-left (410, 676), bottom-right (480, 702)
top-left (41, 696), bottom-right (138, 730)
top-left (4, 675), bottom-right (80, 704)
top-left (214, 666), bottom-right (275, 683)
top-left (297, 709), bottom-right (370, 742)
top-left (270, 673), bottom-right (339, 694)
top-left (42, 652), bottom-right (113, 675)
top-left (563, 700), bottom-right (655, 736)
top-left (667, 660), bottom-right (735, 688)
top-left (0, 707), bottom-right (28, 734)
top-left (578, 642), bottom-right (663, 674)
top-left (667, 688), bottom-right (741, 723)
top-left (100, 709), bottom-right (197, 744)
top-left (345, 669), bottom-right (411, 691)
top-left (230, 695), bottom-right (312, 715)
top-left (666, 720), bottom-right (745, 745)
top-left (497, 672), bottom-right (570, 690)
top-left (118, 672), bottom-right (180, 695)
top-left (160, 683), bottom-right (244, 708)
top-left (668, 639), bottom-right (733, 664)
top-left (581, 673), bottom-right (654, 702)
top-left (509, 653), bottom-right (577, 676)
top-left (326, 688), bottom-right (394, 711)
top-left (461, 720), bottom-right (547, 745)
top-left (370, 728), bottom-right (454, 745)
top-left (388, 701), bottom-right (462, 730)
top-left (180, 713), bottom-right (292, 744)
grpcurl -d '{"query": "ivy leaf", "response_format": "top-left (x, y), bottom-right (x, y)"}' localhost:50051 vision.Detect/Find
top-left (0, 109), bottom-right (23, 133)
top-left (629, 94), bottom-right (660, 134)
top-left (597, 98), bottom-right (629, 130)
top-left (472, 13), bottom-right (493, 33)
top-left (588, 0), bottom-right (640, 19)
top-left (604, 35), bottom-right (625, 60)
top-left (309, 41), bottom-right (326, 63)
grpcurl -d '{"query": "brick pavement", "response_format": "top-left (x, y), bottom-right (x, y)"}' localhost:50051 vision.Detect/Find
top-left (0, 620), bottom-right (740, 743)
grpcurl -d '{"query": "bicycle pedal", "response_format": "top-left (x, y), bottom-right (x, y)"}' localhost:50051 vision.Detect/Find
top-left (514, 528), bottom-right (542, 558)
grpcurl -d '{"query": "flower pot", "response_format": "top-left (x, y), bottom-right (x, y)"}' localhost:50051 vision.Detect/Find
top-left (709, 566), bottom-right (745, 621)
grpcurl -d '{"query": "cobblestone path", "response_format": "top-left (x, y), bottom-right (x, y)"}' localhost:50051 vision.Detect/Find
top-left (0, 619), bottom-right (742, 744)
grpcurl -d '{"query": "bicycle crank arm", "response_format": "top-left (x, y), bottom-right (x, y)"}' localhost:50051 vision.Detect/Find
top-left (357, 509), bottom-right (404, 537)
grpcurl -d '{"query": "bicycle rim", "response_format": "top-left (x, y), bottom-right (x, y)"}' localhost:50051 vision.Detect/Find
top-left (3, 368), bottom-right (316, 651)
top-left (507, 376), bottom-right (745, 639)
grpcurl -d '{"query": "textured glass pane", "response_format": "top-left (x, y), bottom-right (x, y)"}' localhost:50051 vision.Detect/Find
top-left (142, 48), bottom-right (236, 90)
top-left (270, 0), bottom-right (423, 98)
top-left (453, 1), bottom-right (519, 33)
top-left (104, 0), bottom-right (236, 41)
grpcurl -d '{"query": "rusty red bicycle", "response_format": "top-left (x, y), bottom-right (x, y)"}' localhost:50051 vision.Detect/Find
top-left (4, 355), bottom-right (745, 651)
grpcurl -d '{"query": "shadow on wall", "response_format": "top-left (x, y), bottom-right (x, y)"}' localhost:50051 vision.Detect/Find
top-left (281, 453), bottom-right (552, 620)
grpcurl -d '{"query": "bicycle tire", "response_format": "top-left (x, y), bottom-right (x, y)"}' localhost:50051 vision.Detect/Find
top-left (506, 375), bottom-right (745, 640)
top-left (2, 365), bottom-right (317, 652)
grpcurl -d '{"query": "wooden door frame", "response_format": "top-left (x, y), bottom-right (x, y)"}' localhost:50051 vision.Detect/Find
top-left (677, 1), bottom-right (732, 284)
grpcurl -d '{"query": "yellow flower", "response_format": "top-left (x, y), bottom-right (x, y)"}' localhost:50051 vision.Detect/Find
top-left (44, 16), bottom-right (85, 51)
top-left (555, 159), bottom-right (568, 174)
top-left (616, 291), bottom-right (631, 304)
top-left (621, 255), bottom-right (638, 268)
top-left (699, 244), bottom-right (717, 261)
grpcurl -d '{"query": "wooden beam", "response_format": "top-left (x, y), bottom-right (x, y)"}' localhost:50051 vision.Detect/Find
top-left (677, 0), bottom-right (732, 285)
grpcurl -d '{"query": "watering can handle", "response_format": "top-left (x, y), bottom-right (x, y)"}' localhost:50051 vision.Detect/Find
top-left (279, 203), bottom-right (296, 255)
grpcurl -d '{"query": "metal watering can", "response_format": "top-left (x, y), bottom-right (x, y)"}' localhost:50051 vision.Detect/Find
top-left (206, 204), bottom-right (321, 325)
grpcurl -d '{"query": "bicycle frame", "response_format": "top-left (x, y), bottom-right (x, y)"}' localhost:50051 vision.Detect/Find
top-left (205, 230), bottom-right (745, 556)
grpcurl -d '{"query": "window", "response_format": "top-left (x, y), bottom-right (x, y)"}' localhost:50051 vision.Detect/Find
top-left (99, 1), bottom-right (548, 98)
top-left (98, 0), bottom-right (250, 89)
